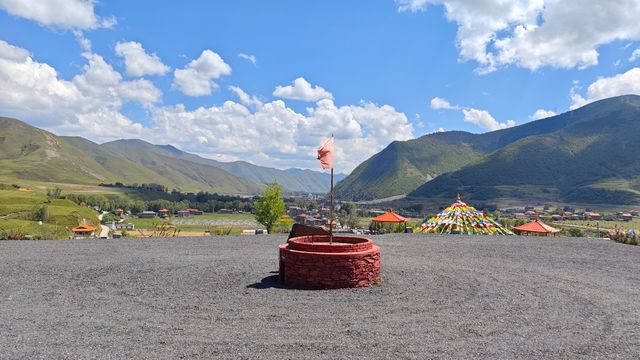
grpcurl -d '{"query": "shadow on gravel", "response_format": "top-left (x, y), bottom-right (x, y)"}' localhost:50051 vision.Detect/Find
top-left (246, 274), bottom-right (289, 289)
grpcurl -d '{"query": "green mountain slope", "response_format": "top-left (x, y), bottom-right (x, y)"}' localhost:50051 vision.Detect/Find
top-left (149, 144), bottom-right (344, 193)
top-left (0, 117), bottom-right (117, 184)
top-left (334, 134), bottom-right (487, 200)
top-left (336, 95), bottom-right (640, 202)
top-left (409, 95), bottom-right (640, 204)
top-left (0, 118), bottom-right (261, 194)
top-left (1, 117), bottom-right (340, 195)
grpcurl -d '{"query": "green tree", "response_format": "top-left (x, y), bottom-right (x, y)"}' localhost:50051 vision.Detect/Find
top-left (33, 205), bottom-right (49, 222)
top-left (254, 184), bottom-right (285, 234)
top-left (338, 202), bottom-right (358, 229)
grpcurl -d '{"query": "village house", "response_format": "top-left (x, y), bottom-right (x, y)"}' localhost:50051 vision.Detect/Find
top-left (583, 212), bottom-right (602, 220)
top-left (71, 225), bottom-right (97, 239)
top-left (115, 223), bottom-right (135, 230)
top-left (217, 208), bottom-right (233, 214)
top-left (158, 208), bottom-right (170, 218)
top-left (620, 213), bottom-right (633, 221)
top-left (177, 210), bottom-right (191, 217)
top-left (138, 211), bottom-right (157, 218)
top-left (187, 208), bottom-right (203, 215)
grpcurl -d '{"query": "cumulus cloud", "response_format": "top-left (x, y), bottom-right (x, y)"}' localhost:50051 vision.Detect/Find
top-left (238, 53), bottom-right (256, 65)
top-left (173, 50), bottom-right (231, 96)
top-left (273, 77), bottom-right (333, 102)
top-left (570, 67), bottom-right (640, 109)
top-left (0, 40), bottom-right (413, 172)
top-left (228, 85), bottom-right (262, 108)
top-left (115, 41), bottom-right (170, 77)
top-left (462, 108), bottom-right (515, 131)
top-left (150, 98), bottom-right (413, 171)
top-left (0, 40), bottom-right (163, 140)
top-left (0, 0), bottom-right (116, 29)
top-left (630, 48), bottom-right (640, 62)
top-left (397, 0), bottom-right (640, 73)
top-left (529, 109), bottom-right (557, 120)
top-left (430, 96), bottom-right (458, 110)
top-left (0, 39), bottom-right (30, 61)
top-left (117, 79), bottom-right (162, 105)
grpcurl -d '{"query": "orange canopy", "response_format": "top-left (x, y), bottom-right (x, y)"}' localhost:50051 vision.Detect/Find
top-left (71, 225), bottom-right (97, 233)
top-left (371, 211), bottom-right (408, 223)
top-left (513, 219), bottom-right (560, 234)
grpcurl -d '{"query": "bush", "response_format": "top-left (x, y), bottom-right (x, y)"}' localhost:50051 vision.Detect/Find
top-left (566, 228), bottom-right (584, 237)
top-left (101, 213), bottom-right (120, 223)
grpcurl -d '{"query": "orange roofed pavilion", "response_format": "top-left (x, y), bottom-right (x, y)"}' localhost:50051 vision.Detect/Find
top-left (71, 225), bottom-right (97, 235)
top-left (513, 219), bottom-right (560, 236)
top-left (371, 211), bottom-right (408, 223)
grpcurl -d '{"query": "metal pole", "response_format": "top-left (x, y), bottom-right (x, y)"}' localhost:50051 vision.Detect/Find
top-left (330, 166), bottom-right (334, 244)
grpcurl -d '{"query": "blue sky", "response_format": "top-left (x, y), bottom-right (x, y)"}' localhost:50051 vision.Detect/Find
top-left (1, 1), bottom-right (640, 172)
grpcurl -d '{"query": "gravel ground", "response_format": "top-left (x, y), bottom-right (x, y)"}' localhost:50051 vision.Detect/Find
top-left (2, 234), bottom-right (640, 359)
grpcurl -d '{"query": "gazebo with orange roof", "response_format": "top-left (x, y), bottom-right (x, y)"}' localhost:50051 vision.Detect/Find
top-left (71, 225), bottom-right (97, 238)
top-left (371, 210), bottom-right (408, 223)
top-left (513, 219), bottom-right (561, 236)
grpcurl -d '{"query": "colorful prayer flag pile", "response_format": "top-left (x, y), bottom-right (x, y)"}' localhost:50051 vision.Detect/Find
top-left (416, 199), bottom-right (512, 235)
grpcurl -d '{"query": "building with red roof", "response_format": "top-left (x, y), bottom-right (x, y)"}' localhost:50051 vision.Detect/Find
top-left (513, 219), bottom-right (561, 236)
top-left (371, 210), bottom-right (408, 223)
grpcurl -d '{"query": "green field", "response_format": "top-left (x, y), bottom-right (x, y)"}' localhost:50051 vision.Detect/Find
top-left (0, 189), bottom-right (99, 240)
top-left (124, 212), bottom-right (288, 236)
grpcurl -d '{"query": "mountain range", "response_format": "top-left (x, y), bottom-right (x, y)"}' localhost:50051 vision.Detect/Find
top-left (0, 117), bottom-right (344, 194)
top-left (336, 95), bottom-right (640, 205)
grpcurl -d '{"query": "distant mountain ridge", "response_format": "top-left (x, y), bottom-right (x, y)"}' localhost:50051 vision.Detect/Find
top-left (336, 95), bottom-right (640, 205)
top-left (0, 117), bottom-right (340, 194)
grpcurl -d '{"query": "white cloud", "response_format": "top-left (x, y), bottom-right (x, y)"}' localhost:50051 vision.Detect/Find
top-left (462, 108), bottom-right (515, 131)
top-left (397, 0), bottom-right (640, 73)
top-left (0, 0), bottom-right (115, 29)
top-left (430, 96), bottom-right (458, 110)
top-left (118, 79), bottom-right (162, 105)
top-left (395, 0), bottom-right (429, 12)
top-left (0, 40), bottom-right (159, 140)
top-left (0, 39), bottom-right (30, 61)
top-left (273, 77), bottom-right (333, 102)
top-left (238, 53), bottom-right (256, 65)
top-left (529, 109), bottom-right (557, 120)
top-left (115, 41), bottom-right (170, 77)
top-left (228, 85), bottom-right (262, 108)
top-left (150, 99), bottom-right (413, 172)
top-left (0, 40), bottom-right (412, 172)
top-left (173, 50), bottom-right (232, 96)
top-left (570, 67), bottom-right (640, 109)
top-left (630, 48), bottom-right (640, 62)
top-left (435, 127), bottom-right (445, 132)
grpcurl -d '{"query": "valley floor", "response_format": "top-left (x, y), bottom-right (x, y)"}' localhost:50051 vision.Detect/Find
top-left (1, 234), bottom-right (640, 359)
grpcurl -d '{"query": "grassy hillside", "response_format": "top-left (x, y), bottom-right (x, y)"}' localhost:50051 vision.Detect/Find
top-left (335, 136), bottom-right (486, 200)
top-left (409, 95), bottom-right (640, 205)
top-left (0, 188), bottom-right (99, 239)
top-left (0, 118), bottom-right (118, 184)
top-left (154, 144), bottom-right (344, 193)
top-left (337, 95), bottom-right (640, 203)
top-left (0, 117), bottom-right (262, 194)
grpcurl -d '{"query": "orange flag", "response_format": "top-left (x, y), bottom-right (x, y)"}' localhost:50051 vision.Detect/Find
top-left (317, 138), bottom-right (334, 170)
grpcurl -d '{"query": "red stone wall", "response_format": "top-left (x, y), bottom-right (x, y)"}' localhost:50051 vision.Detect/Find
top-left (279, 235), bottom-right (381, 289)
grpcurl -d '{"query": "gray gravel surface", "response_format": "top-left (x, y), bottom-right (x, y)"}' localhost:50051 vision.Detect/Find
top-left (2, 234), bottom-right (640, 359)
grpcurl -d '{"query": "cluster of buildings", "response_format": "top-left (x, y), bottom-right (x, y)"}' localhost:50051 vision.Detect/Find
top-left (501, 207), bottom-right (637, 222)
top-left (138, 208), bottom-right (204, 219)
top-left (287, 206), bottom-right (332, 226)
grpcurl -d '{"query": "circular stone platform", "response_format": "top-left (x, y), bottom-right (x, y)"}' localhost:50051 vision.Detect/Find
top-left (279, 235), bottom-right (381, 289)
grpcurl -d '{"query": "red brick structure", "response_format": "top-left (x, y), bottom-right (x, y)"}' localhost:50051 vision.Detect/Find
top-left (279, 235), bottom-right (380, 289)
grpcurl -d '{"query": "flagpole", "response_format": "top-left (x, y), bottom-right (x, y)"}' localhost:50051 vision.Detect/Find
top-left (330, 166), bottom-right (334, 245)
top-left (329, 134), bottom-right (334, 245)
